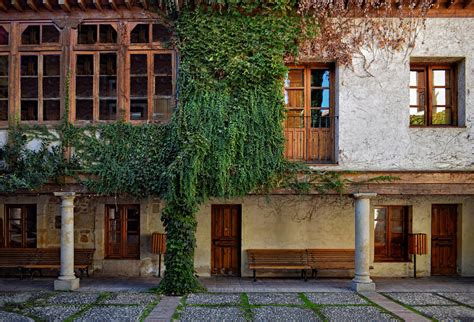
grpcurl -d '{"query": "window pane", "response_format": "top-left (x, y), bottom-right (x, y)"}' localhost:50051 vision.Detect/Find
top-left (22, 26), bottom-right (40, 45)
top-left (153, 98), bottom-right (173, 122)
top-left (0, 77), bottom-right (7, 98)
top-left (21, 78), bottom-right (38, 98)
top-left (100, 53), bottom-right (117, 98)
top-left (78, 25), bottom-right (97, 44)
top-left (43, 55), bottom-right (60, 76)
top-left (131, 54), bottom-right (147, 74)
top-left (433, 88), bottom-right (450, 106)
top-left (433, 69), bottom-right (449, 87)
top-left (0, 56), bottom-right (8, 76)
top-left (285, 109), bottom-right (304, 128)
top-left (0, 26), bottom-right (8, 45)
top-left (374, 208), bottom-right (387, 246)
top-left (42, 25), bottom-right (60, 43)
top-left (131, 77), bottom-right (147, 97)
top-left (0, 100), bottom-right (7, 121)
top-left (432, 107), bottom-right (452, 125)
top-left (100, 53), bottom-right (117, 75)
top-left (285, 69), bottom-right (303, 88)
top-left (131, 24), bottom-right (149, 43)
top-left (311, 89), bottom-right (330, 108)
top-left (76, 55), bottom-right (94, 75)
top-left (130, 99), bottom-right (147, 120)
top-left (26, 206), bottom-right (37, 248)
top-left (43, 77), bottom-right (60, 98)
top-left (76, 77), bottom-right (93, 97)
top-left (99, 99), bottom-right (116, 120)
top-left (155, 76), bottom-right (172, 96)
top-left (152, 24), bottom-right (171, 43)
top-left (311, 69), bottom-right (330, 87)
top-left (154, 54), bottom-right (172, 75)
top-left (285, 89), bottom-right (303, 108)
top-left (76, 55), bottom-right (94, 99)
top-left (310, 109), bottom-right (330, 128)
top-left (21, 100), bottom-right (38, 120)
top-left (410, 107), bottom-right (425, 126)
top-left (21, 56), bottom-right (38, 76)
top-left (99, 25), bottom-right (117, 43)
top-left (76, 99), bottom-right (93, 120)
top-left (409, 71), bottom-right (417, 86)
top-left (44, 100), bottom-right (60, 121)
top-left (409, 88), bottom-right (418, 106)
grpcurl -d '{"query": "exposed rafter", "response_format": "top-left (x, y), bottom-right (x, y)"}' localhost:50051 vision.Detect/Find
top-left (58, 0), bottom-right (71, 11)
top-left (12, 0), bottom-right (22, 11)
top-left (27, 0), bottom-right (38, 11)
top-left (109, 0), bottom-right (117, 10)
top-left (93, 0), bottom-right (102, 10)
top-left (77, 0), bottom-right (87, 10)
top-left (42, 0), bottom-right (53, 11)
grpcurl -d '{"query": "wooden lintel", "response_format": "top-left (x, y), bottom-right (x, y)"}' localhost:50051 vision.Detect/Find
top-left (93, 0), bottom-right (102, 10)
top-left (140, 0), bottom-right (148, 9)
top-left (42, 0), bottom-right (53, 10)
top-left (12, 0), bottom-right (23, 11)
top-left (109, 0), bottom-right (117, 10)
top-left (464, 0), bottom-right (473, 7)
top-left (123, 0), bottom-right (131, 9)
top-left (27, 0), bottom-right (38, 11)
top-left (0, 0), bottom-right (7, 12)
top-left (77, 0), bottom-right (86, 10)
top-left (58, 0), bottom-right (71, 11)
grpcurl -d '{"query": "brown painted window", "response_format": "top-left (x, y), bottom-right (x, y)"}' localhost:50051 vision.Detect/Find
top-left (78, 24), bottom-right (117, 45)
top-left (374, 206), bottom-right (410, 262)
top-left (284, 64), bottom-right (335, 163)
top-left (0, 26), bottom-right (9, 45)
top-left (0, 55), bottom-right (8, 121)
top-left (22, 25), bottom-right (60, 45)
top-left (129, 52), bottom-right (174, 122)
top-left (20, 54), bottom-right (61, 121)
top-left (5, 205), bottom-right (37, 248)
top-left (410, 63), bottom-right (457, 126)
top-left (105, 205), bottom-right (140, 259)
top-left (76, 53), bottom-right (117, 121)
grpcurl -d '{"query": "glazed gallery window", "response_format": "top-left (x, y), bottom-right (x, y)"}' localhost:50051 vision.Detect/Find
top-left (410, 64), bottom-right (457, 126)
top-left (129, 53), bottom-right (174, 121)
top-left (75, 53), bottom-right (117, 121)
top-left (374, 206), bottom-right (410, 262)
top-left (105, 205), bottom-right (140, 259)
top-left (78, 24), bottom-right (117, 44)
top-left (22, 25), bottom-right (60, 45)
top-left (21, 54), bottom-right (61, 121)
top-left (5, 205), bottom-right (37, 248)
top-left (0, 55), bottom-right (8, 121)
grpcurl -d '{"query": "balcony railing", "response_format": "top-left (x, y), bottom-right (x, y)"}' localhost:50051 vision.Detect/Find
top-left (283, 115), bottom-right (336, 163)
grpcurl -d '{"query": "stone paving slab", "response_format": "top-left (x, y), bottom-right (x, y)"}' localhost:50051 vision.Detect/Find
top-left (438, 292), bottom-right (474, 307)
top-left (179, 306), bottom-right (246, 321)
top-left (247, 293), bottom-right (304, 305)
top-left (320, 306), bottom-right (398, 321)
top-left (74, 305), bottom-right (145, 322)
top-left (0, 310), bottom-right (33, 322)
top-left (102, 292), bottom-right (159, 305)
top-left (413, 305), bottom-right (474, 321)
top-left (305, 292), bottom-right (368, 305)
top-left (0, 292), bottom-right (38, 307)
top-left (186, 293), bottom-right (241, 305)
top-left (145, 296), bottom-right (181, 322)
top-left (384, 292), bottom-right (456, 306)
top-left (26, 305), bottom-right (83, 321)
top-left (252, 306), bottom-right (321, 321)
top-left (40, 292), bottom-right (99, 305)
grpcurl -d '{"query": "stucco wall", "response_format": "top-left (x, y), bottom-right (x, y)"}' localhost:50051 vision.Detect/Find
top-left (194, 195), bottom-right (474, 278)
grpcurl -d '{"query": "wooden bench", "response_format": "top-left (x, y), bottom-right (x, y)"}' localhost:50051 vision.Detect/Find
top-left (246, 249), bottom-right (311, 282)
top-left (307, 249), bottom-right (355, 278)
top-left (0, 248), bottom-right (94, 278)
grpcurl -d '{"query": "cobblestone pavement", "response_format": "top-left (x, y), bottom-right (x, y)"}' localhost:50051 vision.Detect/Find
top-left (0, 291), bottom-right (160, 322)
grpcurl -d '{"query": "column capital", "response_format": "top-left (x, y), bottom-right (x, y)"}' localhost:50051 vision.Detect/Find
top-left (54, 192), bottom-right (76, 200)
top-left (353, 192), bottom-right (377, 200)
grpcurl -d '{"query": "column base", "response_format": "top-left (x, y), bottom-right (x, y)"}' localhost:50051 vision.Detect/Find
top-left (54, 277), bottom-right (80, 291)
top-left (351, 280), bottom-right (376, 292)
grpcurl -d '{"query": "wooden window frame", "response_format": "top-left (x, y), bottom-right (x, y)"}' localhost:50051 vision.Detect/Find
top-left (410, 63), bottom-right (458, 127)
top-left (374, 206), bottom-right (410, 262)
top-left (4, 204), bottom-right (37, 249)
top-left (104, 204), bottom-right (140, 260)
top-left (0, 53), bottom-right (9, 125)
top-left (284, 63), bottom-right (336, 163)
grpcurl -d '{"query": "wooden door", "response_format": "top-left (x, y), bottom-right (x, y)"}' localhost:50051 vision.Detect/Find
top-left (431, 204), bottom-right (457, 275)
top-left (211, 205), bottom-right (241, 276)
top-left (105, 205), bottom-right (140, 259)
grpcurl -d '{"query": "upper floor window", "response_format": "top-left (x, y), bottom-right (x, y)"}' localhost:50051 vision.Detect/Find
top-left (78, 24), bottom-right (117, 45)
top-left (410, 63), bottom-right (457, 126)
top-left (5, 205), bottom-right (37, 248)
top-left (0, 26), bottom-right (9, 45)
top-left (22, 25), bottom-right (60, 45)
top-left (284, 64), bottom-right (335, 163)
top-left (374, 206), bottom-right (410, 262)
top-left (0, 55), bottom-right (8, 121)
top-left (131, 23), bottom-right (172, 44)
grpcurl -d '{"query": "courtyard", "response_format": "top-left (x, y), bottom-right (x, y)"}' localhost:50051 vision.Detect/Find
top-left (0, 277), bottom-right (473, 321)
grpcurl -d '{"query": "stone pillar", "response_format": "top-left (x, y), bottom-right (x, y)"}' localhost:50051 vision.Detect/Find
top-left (351, 193), bottom-right (377, 292)
top-left (54, 192), bottom-right (79, 291)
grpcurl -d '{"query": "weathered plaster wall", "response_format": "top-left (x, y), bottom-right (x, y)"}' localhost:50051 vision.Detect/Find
top-left (194, 195), bottom-right (474, 278)
top-left (318, 18), bottom-right (474, 171)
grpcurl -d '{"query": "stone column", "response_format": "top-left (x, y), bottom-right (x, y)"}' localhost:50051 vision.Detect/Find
top-left (54, 192), bottom-right (79, 291)
top-left (351, 193), bottom-right (377, 292)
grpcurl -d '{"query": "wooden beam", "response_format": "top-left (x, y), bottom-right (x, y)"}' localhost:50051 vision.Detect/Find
top-left (93, 0), bottom-right (102, 10)
top-left (58, 0), bottom-right (71, 11)
top-left (123, 0), bottom-right (131, 8)
top-left (0, 0), bottom-right (8, 11)
top-left (109, 0), bottom-right (117, 10)
top-left (12, 0), bottom-right (22, 11)
top-left (27, 0), bottom-right (38, 11)
top-left (464, 0), bottom-right (473, 7)
top-left (42, 0), bottom-right (53, 10)
top-left (77, 0), bottom-right (86, 10)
